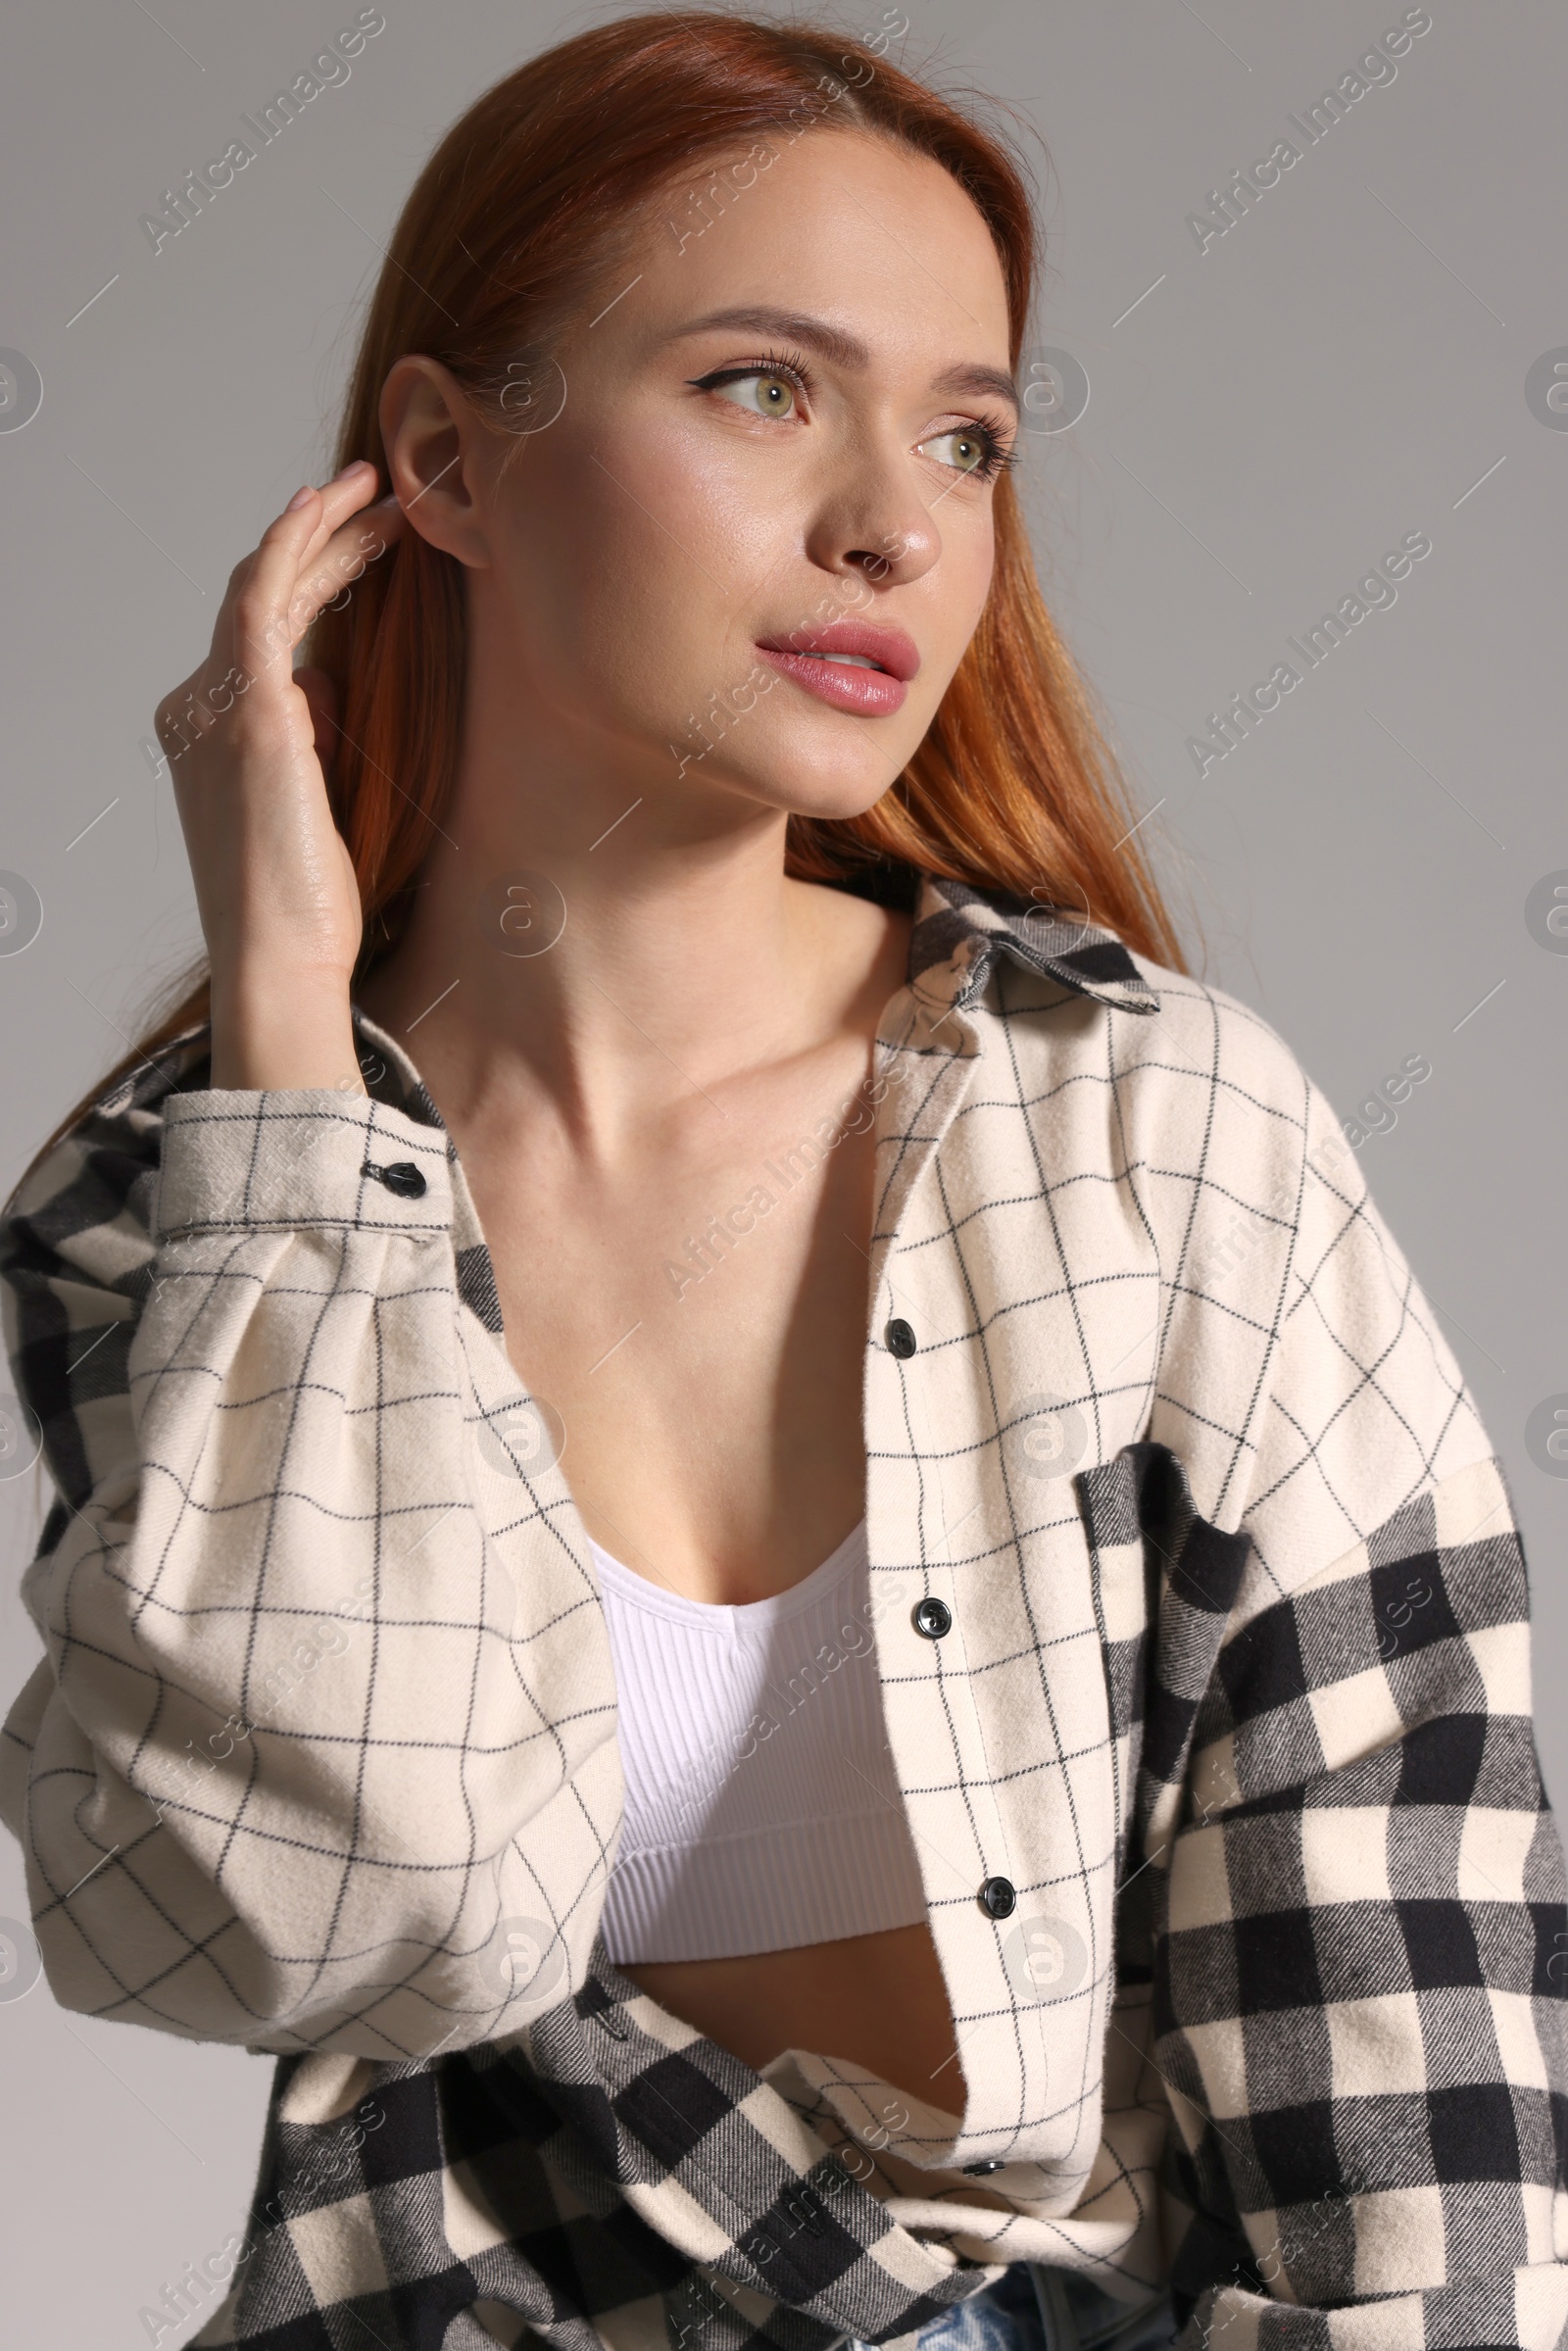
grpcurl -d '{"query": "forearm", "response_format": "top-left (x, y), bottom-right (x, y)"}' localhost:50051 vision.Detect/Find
top-left (1, 1081), bottom-right (614, 2055)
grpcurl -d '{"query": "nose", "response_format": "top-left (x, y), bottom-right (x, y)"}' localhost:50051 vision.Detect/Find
top-left (804, 451), bottom-right (941, 591)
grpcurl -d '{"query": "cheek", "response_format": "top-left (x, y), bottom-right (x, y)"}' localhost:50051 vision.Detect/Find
top-left (950, 512), bottom-right (996, 642)
top-left (493, 415), bottom-right (780, 711)
top-left (910, 504), bottom-right (995, 705)
top-left (591, 411), bottom-right (809, 655)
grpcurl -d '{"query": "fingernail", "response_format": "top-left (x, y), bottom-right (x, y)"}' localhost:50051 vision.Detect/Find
top-left (285, 485), bottom-right (316, 511)
top-left (334, 459), bottom-right (370, 481)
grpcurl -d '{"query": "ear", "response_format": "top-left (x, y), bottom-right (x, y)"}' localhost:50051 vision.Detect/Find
top-left (378, 353), bottom-right (493, 571)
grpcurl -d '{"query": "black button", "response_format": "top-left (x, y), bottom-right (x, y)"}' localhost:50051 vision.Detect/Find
top-left (979, 1876), bottom-right (1016, 1919)
top-left (913, 1596), bottom-right (952, 1640)
top-left (885, 1318), bottom-right (917, 1358)
top-left (364, 1159), bottom-right (427, 1199)
top-left (962, 2159), bottom-right (1006, 2176)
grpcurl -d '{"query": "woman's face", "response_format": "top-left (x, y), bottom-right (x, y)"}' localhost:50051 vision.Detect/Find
top-left (388, 124), bottom-right (1018, 826)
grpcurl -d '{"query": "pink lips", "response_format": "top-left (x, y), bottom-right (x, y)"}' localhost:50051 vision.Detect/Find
top-left (754, 618), bottom-right (920, 717)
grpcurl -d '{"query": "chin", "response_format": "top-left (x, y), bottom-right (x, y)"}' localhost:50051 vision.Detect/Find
top-left (676, 701), bottom-right (930, 820)
top-left (703, 741), bottom-right (912, 826)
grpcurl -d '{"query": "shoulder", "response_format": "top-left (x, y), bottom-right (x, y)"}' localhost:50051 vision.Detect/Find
top-left (1109, 951), bottom-right (1337, 1177)
top-left (937, 878), bottom-right (1340, 1187)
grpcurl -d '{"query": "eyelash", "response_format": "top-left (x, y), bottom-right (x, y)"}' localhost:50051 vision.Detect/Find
top-left (687, 345), bottom-right (1018, 481)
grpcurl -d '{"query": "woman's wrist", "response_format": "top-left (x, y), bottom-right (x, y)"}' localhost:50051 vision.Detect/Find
top-left (208, 964), bottom-right (362, 1094)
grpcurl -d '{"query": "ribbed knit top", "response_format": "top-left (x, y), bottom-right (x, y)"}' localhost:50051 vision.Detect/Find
top-left (589, 1520), bottom-right (929, 1964)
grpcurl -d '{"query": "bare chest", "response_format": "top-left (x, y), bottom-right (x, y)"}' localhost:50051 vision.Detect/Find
top-left (457, 1087), bottom-right (884, 1600)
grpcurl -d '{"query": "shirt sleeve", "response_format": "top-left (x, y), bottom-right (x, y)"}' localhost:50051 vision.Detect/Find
top-left (1150, 1068), bottom-right (1568, 2351)
top-left (0, 1074), bottom-right (617, 2059)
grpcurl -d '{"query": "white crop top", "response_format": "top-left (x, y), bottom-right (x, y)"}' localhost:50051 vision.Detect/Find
top-left (589, 1519), bottom-right (929, 1964)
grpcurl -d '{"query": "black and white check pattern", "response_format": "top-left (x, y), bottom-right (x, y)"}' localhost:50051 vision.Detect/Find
top-left (3, 874), bottom-right (1564, 2351)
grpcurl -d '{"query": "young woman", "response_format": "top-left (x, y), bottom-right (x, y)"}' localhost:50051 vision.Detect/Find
top-left (3, 16), bottom-right (1563, 2351)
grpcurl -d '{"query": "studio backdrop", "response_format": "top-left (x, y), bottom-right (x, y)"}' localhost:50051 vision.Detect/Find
top-left (0, 4), bottom-right (1562, 2343)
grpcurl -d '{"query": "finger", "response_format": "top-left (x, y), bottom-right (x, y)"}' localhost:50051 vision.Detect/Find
top-left (233, 488), bottom-right (354, 689)
top-left (197, 472), bottom-right (398, 721)
top-left (235, 462), bottom-right (383, 669)
top-left (285, 495), bottom-right (406, 638)
top-left (288, 460), bottom-right (385, 569)
top-left (270, 463), bottom-right (385, 633)
top-left (219, 465), bottom-right (381, 636)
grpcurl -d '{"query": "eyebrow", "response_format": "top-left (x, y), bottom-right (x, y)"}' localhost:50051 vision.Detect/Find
top-left (669, 305), bottom-right (1019, 414)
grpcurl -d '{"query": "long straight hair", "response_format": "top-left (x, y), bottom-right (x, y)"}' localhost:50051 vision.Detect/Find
top-left (34, 10), bottom-right (1188, 1160)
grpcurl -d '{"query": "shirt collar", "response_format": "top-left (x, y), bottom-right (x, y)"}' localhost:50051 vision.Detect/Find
top-left (906, 873), bottom-right (1161, 1018)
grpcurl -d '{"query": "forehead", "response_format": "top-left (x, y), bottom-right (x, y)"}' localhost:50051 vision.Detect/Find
top-left (621, 125), bottom-right (1013, 367)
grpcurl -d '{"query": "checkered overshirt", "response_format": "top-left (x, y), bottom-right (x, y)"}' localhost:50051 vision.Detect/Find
top-left (3, 876), bottom-right (1564, 2351)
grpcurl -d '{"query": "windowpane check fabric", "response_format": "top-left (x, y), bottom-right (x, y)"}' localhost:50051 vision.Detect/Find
top-left (2, 876), bottom-right (1564, 2351)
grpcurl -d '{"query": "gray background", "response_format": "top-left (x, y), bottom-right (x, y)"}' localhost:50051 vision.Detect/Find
top-left (1, 1), bottom-right (1563, 2339)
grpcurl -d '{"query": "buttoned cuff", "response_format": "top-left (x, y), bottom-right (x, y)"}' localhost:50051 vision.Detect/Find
top-left (155, 1090), bottom-right (453, 1238)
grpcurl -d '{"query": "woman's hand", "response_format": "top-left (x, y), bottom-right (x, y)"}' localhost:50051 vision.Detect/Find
top-left (155, 461), bottom-right (405, 1091)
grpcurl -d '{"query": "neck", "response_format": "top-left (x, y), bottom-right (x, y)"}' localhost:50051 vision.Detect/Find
top-left (356, 639), bottom-right (908, 1148)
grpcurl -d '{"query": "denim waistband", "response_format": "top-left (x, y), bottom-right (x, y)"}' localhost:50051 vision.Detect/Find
top-left (845, 2261), bottom-right (1179, 2351)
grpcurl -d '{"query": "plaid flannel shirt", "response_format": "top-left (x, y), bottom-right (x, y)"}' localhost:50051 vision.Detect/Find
top-left (2, 874), bottom-right (1564, 2351)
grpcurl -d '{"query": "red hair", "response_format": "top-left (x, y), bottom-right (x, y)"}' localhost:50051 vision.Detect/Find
top-left (39, 10), bottom-right (1187, 1151)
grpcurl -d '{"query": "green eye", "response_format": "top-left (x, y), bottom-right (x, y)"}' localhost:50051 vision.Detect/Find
top-left (921, 429), bottom-right (990, 473)
top-left (714, 370), bottom-right (797, 417)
